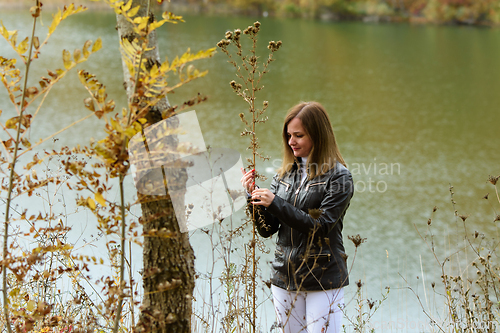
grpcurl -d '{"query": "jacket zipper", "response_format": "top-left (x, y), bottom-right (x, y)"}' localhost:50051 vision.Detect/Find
top-left (293, 180), bottom-right (306, 206)
top-left (288, 176), bottom-right (307, 289)
top-left (305, 181), bottom-right (326, 192)
top-left (279, 180), bottom-right (291, 192)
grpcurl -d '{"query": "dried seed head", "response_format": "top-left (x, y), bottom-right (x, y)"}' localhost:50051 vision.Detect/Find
top-left (433, 206), bottom-right (438, 212)
top-left (239, 113), bottom-right (249, 125)
top-left (30, 3), bottom-right (42, 17)
top-left (267, 40), bottom-right (282, 52)
top-left (216, 39), bottom-right (230, 48)
top-left (225, 31), bottom-right (233, 39)
top-left (230, 80), bottom-right (242, 91)
top-left (26, 86), bottom-right (39, 98)
top-left (348, 234), bottom-right (367, 248)
top-left (483, 193), bottom-right (489, 200)
top-left (252, 23), bottom-right (260, 33)
top-left (356, 279), bottom-right (363, 288)
top-left (458, 214), bottom-right (469, 222)
top-left (431, 282), bottom-right (435, 288)
top-left (368, 299), bottom-right (375, 310)
top-left (488, 175), bottom-right (499, 185)
top-left (427, 218), bottom-right (432, 225)
top-left (263, 101), bottom-right (269, 107)
top-left (233, 29), bottom-right (241, 41)
top-left (495, 215), bottom-right (500, 222)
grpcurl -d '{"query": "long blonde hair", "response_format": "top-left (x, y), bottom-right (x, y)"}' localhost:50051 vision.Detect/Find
top-left (277, 101), bottom-right (346, 179)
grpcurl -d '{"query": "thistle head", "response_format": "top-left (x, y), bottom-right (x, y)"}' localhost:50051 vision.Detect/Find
top-left (268, 40), bottom-right (282, 52)
top-left (488, 175), bottom-right (499, 185)
top-left (348, 234), bottom-right (366, 248)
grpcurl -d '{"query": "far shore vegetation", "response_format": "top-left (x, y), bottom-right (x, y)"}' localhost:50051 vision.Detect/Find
top-left (2, 0), bottom-right (500, 27)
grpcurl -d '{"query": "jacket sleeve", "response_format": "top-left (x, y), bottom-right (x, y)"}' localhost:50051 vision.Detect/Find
top-left (249, 174), bottom-right (280, 238)
top-left (266, 171), bottom-right (353, 237)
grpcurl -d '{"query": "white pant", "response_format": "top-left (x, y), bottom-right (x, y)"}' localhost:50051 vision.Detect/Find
top-left (271, 285), bottom-right (344, 333)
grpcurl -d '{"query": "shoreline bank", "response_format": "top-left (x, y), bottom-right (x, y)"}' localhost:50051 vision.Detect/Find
top-left (0, 0), bottom-right (497, 27)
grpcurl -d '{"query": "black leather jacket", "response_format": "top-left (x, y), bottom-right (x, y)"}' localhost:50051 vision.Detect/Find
top-left (254, 161), bottom-right (354, 291)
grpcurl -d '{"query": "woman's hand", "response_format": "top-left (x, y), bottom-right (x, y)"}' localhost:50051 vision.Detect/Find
top-left (251, 188), bottom-right (275, 207)
top-left (240, 168), bottom-right (255, 193)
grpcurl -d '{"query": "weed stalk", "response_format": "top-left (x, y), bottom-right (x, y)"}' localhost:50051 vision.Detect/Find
top-left (217, 22), bottom-right (281, 332)
top-left (2, 4), bottom-right (39, 331)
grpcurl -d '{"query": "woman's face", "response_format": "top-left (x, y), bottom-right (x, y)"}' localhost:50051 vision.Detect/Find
top-left (287, 117), bottom-right (313, 158)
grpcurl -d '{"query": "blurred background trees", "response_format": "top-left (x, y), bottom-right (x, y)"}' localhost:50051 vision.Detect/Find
top-left (1, 0), bottom-right (499, 25)
top-left (156, 0), bottom-right (500, 25)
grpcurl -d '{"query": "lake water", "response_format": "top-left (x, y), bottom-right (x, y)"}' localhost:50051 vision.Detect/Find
top-left (1, 9), bottom-right (500, 332)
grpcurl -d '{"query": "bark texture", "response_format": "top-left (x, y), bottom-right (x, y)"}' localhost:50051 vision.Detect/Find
top-left (116, 1), bottom-right (195, 332)
top-left (137, 193), bottom-right (195, 333)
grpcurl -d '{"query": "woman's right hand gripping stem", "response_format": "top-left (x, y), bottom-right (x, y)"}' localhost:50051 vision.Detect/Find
top-left (240, 168), bottom-right (255, 193)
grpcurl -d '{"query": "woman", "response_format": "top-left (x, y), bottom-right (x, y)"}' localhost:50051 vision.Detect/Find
top-left (241, 101), bottom-right (354, 333)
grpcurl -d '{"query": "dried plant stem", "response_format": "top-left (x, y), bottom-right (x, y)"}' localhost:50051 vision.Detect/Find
top-left (419, 255), bottom-right (428, 307)
top-left (250, 46), bottom-right (258, 333)
top-left (2, 7), bottom-right (38, 333)
top-left (128, 240), bottom-right (135, 328)
top-left (112, 174), bottom-right (127, 333)
top-left (217, 23), bottom-right (281, 333)
top-left (494, 185), bottom-right (500, 205)
top-left (114, 2), bottom-right (152, 328)
top-left (398, 273), bottom-right (446, 333)
top-left (112, 45), bottom-right (141, 328)
top-left (413, 223), bottom-right (455, 327)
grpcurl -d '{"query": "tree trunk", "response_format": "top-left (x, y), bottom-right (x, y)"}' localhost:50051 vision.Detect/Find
top-left (116, 1), bottom-right (195, 332)
top-left (137, 194), bottom-right (195, 333)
